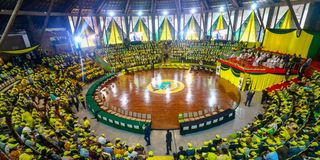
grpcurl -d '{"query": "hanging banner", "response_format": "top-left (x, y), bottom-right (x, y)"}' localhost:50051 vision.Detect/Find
top-left (0, 45), bottom-right (39, 54)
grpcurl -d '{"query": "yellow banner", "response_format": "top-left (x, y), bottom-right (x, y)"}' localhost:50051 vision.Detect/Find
top-left (0, 45), bottom-right (39, 54)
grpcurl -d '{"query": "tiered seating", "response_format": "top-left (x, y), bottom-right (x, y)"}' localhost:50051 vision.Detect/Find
top-left (0, 55), bottom-right (148, 159)
top-left (66, 59), bottom-right (105, 82)
top-left (170, 41), bottom-right (237, 65)
top-left (170, 71), bottom-right (320, 159)
top-left (102, 41), bottom-right (240, 73)
top-left (0, 62), bottom-right (27, 90)
top-left (103, 43), bottom-right (162, 71)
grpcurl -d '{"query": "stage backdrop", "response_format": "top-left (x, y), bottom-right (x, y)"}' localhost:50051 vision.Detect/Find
top-left (262, 29), bottom-right (320, 58)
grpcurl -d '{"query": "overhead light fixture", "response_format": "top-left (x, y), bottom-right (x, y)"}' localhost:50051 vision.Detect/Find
top-left (219, 6), bottom-right (224, 12)
top-left (74, 36), bottom-right (82, 43)
top-left (191, 8), bottom-right (196, 14)
top-left (251, 3), bottom-right (257, 10)
top-left (138, 11), bottom-right (143, 16)
top-left (109, 11), bottom-right (115, 17)
top-left (163, 10), bottom-right (168, 16)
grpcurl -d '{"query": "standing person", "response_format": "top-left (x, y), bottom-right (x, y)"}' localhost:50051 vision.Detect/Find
top-left (245, 90), bottom-right (255, 107)
top-left (261, 89), bottom-right (268, 104)
top-left (166, 130), bottom-right (172, 155)
top-left (78, 93), bottom-right (86, 109)
top-left (298, 58), bottom-right (312, 80)
top-left (285, 69), bottom-right (291, 82)
top-left (73, 95), bottom-right (79, 112)
top-left (83, 117), bottom-right (90, 132)
top-left (245, 77), bottom-right (251, 91)
top-left (144, 124), bottom-right (151, 146)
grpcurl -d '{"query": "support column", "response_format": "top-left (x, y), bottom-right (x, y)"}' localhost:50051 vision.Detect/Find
top-left (285, 0), bottom-right (301, 30)
top-left (255, 8), bottom-right (265, 30)
top-left (95, 15), bottom-right (102, 48)
top-left (203, 12), bottom-right (208, 40)
top-left (26, 16), bottom-right (36, 44)
top-left (124, 15), bottom-right (130, 39)
top-left (152, 15), bottom-right (156, 41)
top-left (39, 0), bottom-right (55, 43)
top-left (0, 0), bottom-right (24, 48)
top-left (266, 6), bottom-right (274, 28)
top-left (232, 10), bottom-right (239, 41)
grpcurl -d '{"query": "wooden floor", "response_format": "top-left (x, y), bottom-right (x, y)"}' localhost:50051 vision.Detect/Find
top-left (103, 69), bottom-right (240, 129)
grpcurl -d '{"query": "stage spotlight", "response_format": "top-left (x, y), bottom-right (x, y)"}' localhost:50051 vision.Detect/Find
top-left (219, 7), bottom-right (224, 12)
top-left (163, 10), bottom-right (168, 16)
top-left (138, 11), bottom-right (143, 16)
top-left (191, 8), bottom-right (196, 14)
top-left (109, 11), bottom-right (115, 17)
top-left (251, 3), bottom-right (257, 10)
top-left (74, 36), bottom-right (82, 43)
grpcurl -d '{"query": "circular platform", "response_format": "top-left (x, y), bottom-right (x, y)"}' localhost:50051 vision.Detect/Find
top-left (105, 69), bottom-right (240, 129)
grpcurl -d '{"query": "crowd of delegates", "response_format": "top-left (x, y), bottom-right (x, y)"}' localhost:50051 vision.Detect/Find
top-left (169, 71), bottom-right (320, 160)
top-left (102, 43), bottom-right (162, 72)
top-left (42, 54), bottom-right (105, 83)
top-left (232, 49), bottom-right (303, 69)
top-left (0, 53), bottom-right (151, 159)
top-left (101, 41), bottom-right (241, 72)
top-left (170, 41), bottom-right (238, 65)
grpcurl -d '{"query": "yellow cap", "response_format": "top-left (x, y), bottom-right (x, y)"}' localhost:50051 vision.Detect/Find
top-left (25, 148), bottom-right (33, 153)
top-left (310, 142), bottom-right (318, 147)
top-left (238, 148), bottom-right (244, 153)
top-left (187, 143), bottom-right (193, 148)
top-left (148, 151), bottom-right (154, 156)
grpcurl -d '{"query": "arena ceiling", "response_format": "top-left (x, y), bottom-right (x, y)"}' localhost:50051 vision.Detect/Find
top-left (0, 0), bottom-right (313, 16)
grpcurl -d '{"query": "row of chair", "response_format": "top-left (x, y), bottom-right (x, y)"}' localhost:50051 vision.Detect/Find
top-left (178, 107), bottom-right (225, 123)
top-left (161, 63), bottom-right (190, 69)
top-left (0, 77), bottom-right (17, 91)
top-left (191, 65), bottom-right (215, 73)
top-left (95, 96), bottom-right (152, 123)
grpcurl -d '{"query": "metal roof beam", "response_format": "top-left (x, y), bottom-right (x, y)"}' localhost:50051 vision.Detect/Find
top-left (231, 0), bottom-right (240, 8)
top-left (285, 0), bottom-right (301, 30)
top-left (201, 0), bottom-right (210, 10)
top-left (0, 0), bottom-right (313, 17)
top-left (125, 0), bottom-right (131, 14)
top-left (175, 0), bottom-right (181, 13)
top-left (96, 0), bottom-right (108, 14)
top-left (39, 0), bottom-right (55, 43)
top-left (0, 0), bottom-right (24, 48)
top-left (151, 0), bottom-right (156, 13)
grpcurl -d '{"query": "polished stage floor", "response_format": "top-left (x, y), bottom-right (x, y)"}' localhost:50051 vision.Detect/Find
top-left (104, 69), bottom-right (240, 129)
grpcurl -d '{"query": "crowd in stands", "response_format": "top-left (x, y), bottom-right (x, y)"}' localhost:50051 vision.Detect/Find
top-left (0, 41), bottom-right (319, 160)
top-left (0, 52), bottom-right (152, 159)
top-left (102, 43), bottom-right (162, 71)
top-left (170, 41), bottom-right (238, 65)
top-left (42, 54), bottom-right (105, 82)
top-left (231, 49), bottom-right (303, 69)
top-left (101, 41), bottom-right (240, 71)
top-left (169, 71), bottom-right (320, 160)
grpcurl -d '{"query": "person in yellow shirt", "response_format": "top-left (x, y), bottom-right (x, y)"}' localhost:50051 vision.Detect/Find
top-left (146, 151), bottom-right (155, 160)
top-left (19, 148), bottom-right (34, 160)
top-left (83, 117), bottom-right (90, 132)
top-left (78, 93), bottom-right (86, 109)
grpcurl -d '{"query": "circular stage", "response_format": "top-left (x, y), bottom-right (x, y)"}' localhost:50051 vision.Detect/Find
top-left (104, 69), bottom-right (240, 129)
